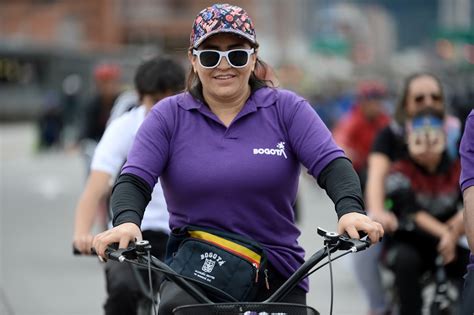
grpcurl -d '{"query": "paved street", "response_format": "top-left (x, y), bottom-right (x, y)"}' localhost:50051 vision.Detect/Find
top-left (0, 122), bottom-right (367, 315)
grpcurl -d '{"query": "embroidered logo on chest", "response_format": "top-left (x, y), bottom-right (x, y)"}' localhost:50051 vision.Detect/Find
top-left (253, 142), bottom-right (287, 159)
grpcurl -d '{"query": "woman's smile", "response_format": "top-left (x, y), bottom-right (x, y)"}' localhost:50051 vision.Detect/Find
top-left (213, 73), bottom-right (236, 81)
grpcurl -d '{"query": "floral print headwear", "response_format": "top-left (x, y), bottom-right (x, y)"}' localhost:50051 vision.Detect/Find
top-left (190, 3), bottom-right (257, 48)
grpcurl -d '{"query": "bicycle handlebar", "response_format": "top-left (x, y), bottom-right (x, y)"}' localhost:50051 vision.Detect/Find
top-left (264, 227), bottom-right (370, 302)
top-left (73, 242), bottom-right (135, 259)
top-left (75, 227), bottom-right (371, 308)
top-left (95, 228), bottom-right (370, 304)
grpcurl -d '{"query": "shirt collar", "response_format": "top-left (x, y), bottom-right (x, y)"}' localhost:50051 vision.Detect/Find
top-left (176, 87), bottom-right (278, 112)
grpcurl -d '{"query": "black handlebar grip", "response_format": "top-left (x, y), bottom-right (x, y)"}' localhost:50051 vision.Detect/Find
top-left (73, 246), bottom-right (81, 255)
top-left (73, 245), bottom-right (97, 256)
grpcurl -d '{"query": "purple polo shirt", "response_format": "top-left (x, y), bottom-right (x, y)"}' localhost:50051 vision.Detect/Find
top-left (460, 110), bottom-right (474, 270)
top-left (123, 87), bottom-right (345, 290)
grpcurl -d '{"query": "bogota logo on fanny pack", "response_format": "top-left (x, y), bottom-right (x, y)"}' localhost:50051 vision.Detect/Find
top-left (192, 251), bottom-right (227, 283)
top-left (200, 251), bottom-right (226, 273)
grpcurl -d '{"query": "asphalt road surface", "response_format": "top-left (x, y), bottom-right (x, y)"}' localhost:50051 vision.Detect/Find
top-left (0, 122), bottom-right (368, 315)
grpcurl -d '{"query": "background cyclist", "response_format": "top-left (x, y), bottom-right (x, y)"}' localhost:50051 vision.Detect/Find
top-left (382, 108), bottom-right (468, 315)
top-left (353, 72), bottom-right (462, 315)
top-left (73, 55), bottom-right (185, 315)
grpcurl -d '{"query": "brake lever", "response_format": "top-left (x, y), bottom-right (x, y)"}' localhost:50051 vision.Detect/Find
top-left (105, 242), bottom-right (139, 262)
top-left (317, 227), bottom-right (370, 252)
top-left (317, 227), bottom-right (340, 247)
top-left (337, 233), bottom-right (370, 252)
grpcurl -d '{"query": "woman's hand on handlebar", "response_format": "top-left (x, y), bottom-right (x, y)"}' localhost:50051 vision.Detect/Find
top-left (92, 222), bottom-right (142, 259)
top-left (337, 212), bottom-right (384, 244)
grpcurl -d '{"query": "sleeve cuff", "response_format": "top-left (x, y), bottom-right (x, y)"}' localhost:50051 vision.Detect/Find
top-left (335, 196), bottom-right (366, 219)
top-left (113, 210), bottom-right (142, 227)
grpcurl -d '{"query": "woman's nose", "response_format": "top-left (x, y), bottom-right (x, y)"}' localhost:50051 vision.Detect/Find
top-left (216, 56), bottom-right (231, 69)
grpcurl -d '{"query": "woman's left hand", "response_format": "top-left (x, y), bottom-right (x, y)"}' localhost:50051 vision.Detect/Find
top-left (337, 212), bottom-right (384, 244)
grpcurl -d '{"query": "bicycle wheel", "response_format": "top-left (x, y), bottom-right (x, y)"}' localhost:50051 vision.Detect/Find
top-left (173, 302), bottom-right (319, 315)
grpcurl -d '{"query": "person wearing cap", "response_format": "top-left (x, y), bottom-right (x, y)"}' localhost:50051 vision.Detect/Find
top-left (78, 63), bottom-right (122, 143)
top-left (92, 3), bottom-right (383, 311)
top-left (76, 62), bottom-right (123, 174)
top-left (459, 110), bottom-right (474, 315)
top-left (381, 109), bottom-right (469, 315)
top-left (333, 80), bottom-right (390, 192)
top-left (332, 80), bottom-right (390, 315)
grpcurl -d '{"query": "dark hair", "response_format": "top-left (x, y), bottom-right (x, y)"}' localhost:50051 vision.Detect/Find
top-left (185, 46), bottom-right (276, 102)
top-left (134, 56), bottom-right (185, 101)
top-left (393, 72), bottom-right (445, 125)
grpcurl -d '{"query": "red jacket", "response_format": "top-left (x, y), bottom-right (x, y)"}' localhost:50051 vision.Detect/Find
top-left (333, 105), bottom-right (390, 172)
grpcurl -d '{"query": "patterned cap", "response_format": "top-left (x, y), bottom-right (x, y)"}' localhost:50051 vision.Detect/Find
top-left (190, 3), bottom-right (257, 48)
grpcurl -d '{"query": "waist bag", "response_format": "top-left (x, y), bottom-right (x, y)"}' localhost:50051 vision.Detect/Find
top-left (166, 226), bottom-right (268, 302)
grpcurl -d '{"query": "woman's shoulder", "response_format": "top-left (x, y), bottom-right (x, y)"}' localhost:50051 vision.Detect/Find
top-left (253, 87), bottom-right (307, 108)
top-left (274, 88), bottom-right (306, 103)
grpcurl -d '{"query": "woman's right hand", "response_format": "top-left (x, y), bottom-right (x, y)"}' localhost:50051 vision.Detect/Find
top-left (92, 222), bottom-right (142, 259)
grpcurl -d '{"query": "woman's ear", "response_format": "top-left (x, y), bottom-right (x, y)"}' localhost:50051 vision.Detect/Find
top-left (251, 51), bottom-right (258, 72)
top-left (188, 50), bottom-right (197, 72)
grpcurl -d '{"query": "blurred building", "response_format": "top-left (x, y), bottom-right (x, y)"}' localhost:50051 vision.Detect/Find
top-left (0, 0), bottom-right (258, 52)
top-left (0, 0), bottom-right (472, 120)
top-left (0, 0), bottom-right (260, 120)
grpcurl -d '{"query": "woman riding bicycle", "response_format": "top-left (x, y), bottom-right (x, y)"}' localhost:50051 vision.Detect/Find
top-left (92, 3), bottom-right (383, 313)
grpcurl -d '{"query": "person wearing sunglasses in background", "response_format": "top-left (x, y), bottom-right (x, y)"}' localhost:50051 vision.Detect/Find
top-left (92, 3), bottom-right (383, 313)
top-left (459, 110), bottom-right (474, 315)
top-left (351, 73), bottom-right (462, 315)
top-left (367, 73), bottom-right (461, 233)
top-left (381, 109), bottom-right (469, 315)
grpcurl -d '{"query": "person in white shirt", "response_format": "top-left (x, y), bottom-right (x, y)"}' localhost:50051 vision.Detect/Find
top-left (106, 89), bottom-right (139, 126)
top-left (72, 55), bottom-right (185, 315)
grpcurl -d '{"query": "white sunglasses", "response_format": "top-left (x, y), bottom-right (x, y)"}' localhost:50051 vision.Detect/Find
top-left (192, 48), bottom-right (255, 69)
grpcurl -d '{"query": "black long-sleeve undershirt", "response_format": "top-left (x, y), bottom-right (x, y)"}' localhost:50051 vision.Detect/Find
top-left (317, 157), bottom-right (366, 218)
top-left (111, 173), bottom-right (151, 227)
